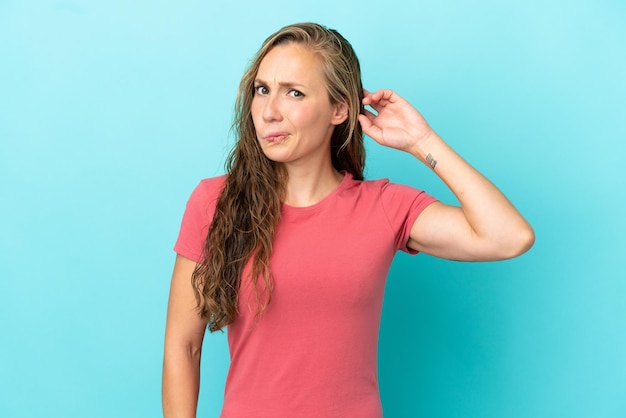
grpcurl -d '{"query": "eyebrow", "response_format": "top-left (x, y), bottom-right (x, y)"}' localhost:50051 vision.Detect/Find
top-left (254, 78), bottom-right (307, 89)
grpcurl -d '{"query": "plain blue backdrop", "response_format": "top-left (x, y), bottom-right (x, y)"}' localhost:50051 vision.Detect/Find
top-left (1, 0), bottom-right (625, 417)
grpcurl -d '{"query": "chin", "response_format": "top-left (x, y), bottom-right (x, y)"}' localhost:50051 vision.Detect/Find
top-left (260, 147), bottom-right (294, 164)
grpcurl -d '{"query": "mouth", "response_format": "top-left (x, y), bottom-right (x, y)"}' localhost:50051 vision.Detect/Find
top-left (263, 132), bottom-right (289, 143)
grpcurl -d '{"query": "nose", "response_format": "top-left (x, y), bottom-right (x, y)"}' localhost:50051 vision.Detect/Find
top-left (262, 94), bottom-right (282, 122)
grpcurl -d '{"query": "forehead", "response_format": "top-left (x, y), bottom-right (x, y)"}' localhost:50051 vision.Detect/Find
top-left (256, 43), bottom-right (325, 84)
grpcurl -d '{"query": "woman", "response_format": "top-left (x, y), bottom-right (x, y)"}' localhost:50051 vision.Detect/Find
top-left (162, 23), bottom-right (534, 417)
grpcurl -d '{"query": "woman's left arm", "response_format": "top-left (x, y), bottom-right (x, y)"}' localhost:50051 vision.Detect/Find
top-left (359, 89), bottom-right (535, 261)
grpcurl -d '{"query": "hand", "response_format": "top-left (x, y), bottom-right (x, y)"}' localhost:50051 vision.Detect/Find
top-left (358, 89), bottom-right (435, 154)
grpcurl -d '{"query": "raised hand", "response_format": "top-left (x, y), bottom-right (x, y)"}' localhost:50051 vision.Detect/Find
top-left (359, 88), bottom-right (534, 261)
top-left (358, 89), bottom-right (435, 155)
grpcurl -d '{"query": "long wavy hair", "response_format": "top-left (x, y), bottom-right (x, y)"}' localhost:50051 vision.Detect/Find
top-left (192, 23), bottom-right (365, 332)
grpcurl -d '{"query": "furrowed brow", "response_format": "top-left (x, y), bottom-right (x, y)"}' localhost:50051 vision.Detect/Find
top-left (254, 77), bottom-right (306, 89)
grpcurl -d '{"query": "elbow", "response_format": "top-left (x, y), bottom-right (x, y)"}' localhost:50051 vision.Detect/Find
top-left (478, 223), bottom-right (535, 261)
top-left (502, 224), bottom-right (535, 259)
top-left (163, 334), bottom-right (204, 365)
top-left (188, 342), bottom-right (203, 362)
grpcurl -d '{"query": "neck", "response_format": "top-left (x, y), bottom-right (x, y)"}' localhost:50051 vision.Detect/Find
top-left (282, 161), bottom-right (343, 207)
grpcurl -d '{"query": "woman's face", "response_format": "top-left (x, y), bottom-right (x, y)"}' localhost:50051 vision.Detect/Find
top-left (251, 43), bottom-right (347, 168)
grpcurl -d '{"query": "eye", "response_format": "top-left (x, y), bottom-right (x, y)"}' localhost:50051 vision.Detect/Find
top-left (288, 89), bottom-right (305, 98)
top-left (254, 85), bottom-right (269, 95)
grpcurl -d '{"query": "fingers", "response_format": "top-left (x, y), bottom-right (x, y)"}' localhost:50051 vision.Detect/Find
top-left (362, 89), bottom-right (396, 106)
top-left (360, 108), bottom-right (377, 123)
top-left (358, 112), bottom-right (383, 143)
top-left (362, 89), bottom-right (387, 114)
top-left (359, 92), bottom-right (386, 142)
top-left (357, 113), bottom-right (371, 129)
top-left (368, 102), bottom-right (385, 114)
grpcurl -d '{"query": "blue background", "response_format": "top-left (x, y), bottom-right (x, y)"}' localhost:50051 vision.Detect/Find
top-left (1, 0), bottom-right (625, 417)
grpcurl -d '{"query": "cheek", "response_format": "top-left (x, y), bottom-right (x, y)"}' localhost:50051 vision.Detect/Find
top-left (288, 107), bottom-right (316, 130)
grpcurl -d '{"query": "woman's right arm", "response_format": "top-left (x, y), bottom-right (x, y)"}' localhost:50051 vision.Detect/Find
top-left (163, 254), bottom-right (209, 418)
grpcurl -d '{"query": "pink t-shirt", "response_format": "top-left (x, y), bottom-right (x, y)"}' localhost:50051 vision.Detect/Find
top-left (174, 173), bottom-right (437, 417)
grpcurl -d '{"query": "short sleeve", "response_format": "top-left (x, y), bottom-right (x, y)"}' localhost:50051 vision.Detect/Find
top-left (379, 180), bottom-right (438, 254)
top-left (173, 176), bottom-right (226, 263)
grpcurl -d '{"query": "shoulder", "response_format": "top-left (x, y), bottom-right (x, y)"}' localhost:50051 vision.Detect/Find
top-left (187, 175), bottom-right (227, 205)
top-left (347, 175), bottom-right (426, 198)
top-left (341, 175), bottom-right (435, 213)
top-left (180, 175), bottom-right (227, 219)
top-left (195, 175), bottom-right (227, 196)
top-left (349, 176), bottom-right (437, 215)
top-left (174, 176), bottom-right (227, 263)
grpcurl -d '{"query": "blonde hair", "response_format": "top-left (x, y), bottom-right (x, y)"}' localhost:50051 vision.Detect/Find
top-left (193, 23), bottom-right (365, 332)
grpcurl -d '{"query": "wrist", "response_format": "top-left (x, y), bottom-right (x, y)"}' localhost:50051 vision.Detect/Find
top-left (407, 130), bottom-right (443, 163)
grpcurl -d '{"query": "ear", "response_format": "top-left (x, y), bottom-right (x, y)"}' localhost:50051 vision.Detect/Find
top-left (331, 100), bottom-right (349, 125)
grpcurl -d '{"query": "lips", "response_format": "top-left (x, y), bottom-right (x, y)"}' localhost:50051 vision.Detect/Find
top-left (264, 132), bottom-right (289, 142)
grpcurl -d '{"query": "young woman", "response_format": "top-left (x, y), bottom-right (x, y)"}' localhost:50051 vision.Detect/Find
top-left (162, 22), bottom-right (534, 417)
